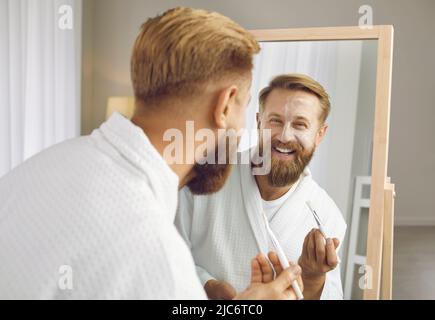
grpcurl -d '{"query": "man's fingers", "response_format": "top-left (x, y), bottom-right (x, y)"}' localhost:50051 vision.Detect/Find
top-left (283, 271), bottom-right (304, 300)
top-left (314, 230), bottom-right (326, 263)
top-left (293, 264), bottom-right (304, 291)
top-left (268, 252), bottom-right (283, 276)
top-left (257, 253), bottom-right (274, 283)
top-left (326, 238), bottom-right (338, 268)
top-left (250, 258), bottom-right (262, 284)
top-left (302, 230), bottom-right (310, 257)
top-left (205, 280), bottom-right (237, 300)
top-left (307, 230), bottom-right (315, 261)
top-left (289, 262), bottom-right (304, 291)
top-left (221, 282), bottom-right (237, 300)
top-left (296, 273), bottom-right (304, 292)
top-left (333, 238), bottom-right (340, 249)
top-left (272, 264), bottom-right (302, 291)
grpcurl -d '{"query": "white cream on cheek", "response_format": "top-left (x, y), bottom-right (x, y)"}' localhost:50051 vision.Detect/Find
top-left (280, 122), bottom-right (316, 149)
top-left (279, 97), bottom-right (319, 149)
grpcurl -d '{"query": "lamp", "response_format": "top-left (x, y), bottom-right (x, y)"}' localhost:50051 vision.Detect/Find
top-left (106, 96), bottom-right (135, 120)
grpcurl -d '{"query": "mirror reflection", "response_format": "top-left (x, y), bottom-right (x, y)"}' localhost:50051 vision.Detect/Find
top-left (176, 39), bottom-right (378, 300)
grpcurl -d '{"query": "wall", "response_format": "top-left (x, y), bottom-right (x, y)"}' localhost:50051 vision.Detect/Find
top-left (81, 0), bottom-right (435, 226)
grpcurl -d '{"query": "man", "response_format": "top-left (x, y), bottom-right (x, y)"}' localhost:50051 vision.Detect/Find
top-left (0, 8), bottom-right (302, 299)
top-left (176, 74), bottom-right (347, 300)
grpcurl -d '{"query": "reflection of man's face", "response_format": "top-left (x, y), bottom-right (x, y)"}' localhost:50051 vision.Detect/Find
top-left (187, 77), bottom-right (252, 195)
top-left (258, 89), bottom-right (325, 187)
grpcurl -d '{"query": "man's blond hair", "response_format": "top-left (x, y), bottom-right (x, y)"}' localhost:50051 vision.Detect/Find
top-left (131, 7), bottom-right (260, 108)
top-left (259, 74), bottom-right (331, 123)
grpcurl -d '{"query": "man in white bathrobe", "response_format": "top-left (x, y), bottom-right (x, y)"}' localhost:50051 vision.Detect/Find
top-left (0, 8), bottom-right (303, 299)
top-left (176, 74), bottom-right (347, 300)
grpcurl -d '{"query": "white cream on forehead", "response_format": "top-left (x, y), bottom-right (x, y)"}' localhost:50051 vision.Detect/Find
top-left (280, 96), bottom-right (319, 149)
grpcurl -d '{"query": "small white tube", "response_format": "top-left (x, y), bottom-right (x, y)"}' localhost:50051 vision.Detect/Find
top-left (262, 212), bottom-right (304, 300)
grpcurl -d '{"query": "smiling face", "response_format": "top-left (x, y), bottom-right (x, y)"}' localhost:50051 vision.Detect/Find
top-left (258, 88), bottom-right (328, 187)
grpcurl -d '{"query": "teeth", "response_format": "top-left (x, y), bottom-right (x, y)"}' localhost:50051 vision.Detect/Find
top-left (275, 147), bottom-right (294, 154)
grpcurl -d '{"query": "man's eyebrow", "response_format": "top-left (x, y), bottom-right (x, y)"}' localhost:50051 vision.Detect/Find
top-left (294, 115), bottom-right (310, 122)
top-left (267, 112), bottom-right (282, 119)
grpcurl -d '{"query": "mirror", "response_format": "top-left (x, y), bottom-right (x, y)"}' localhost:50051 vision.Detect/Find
top-left (239, 39), bottom-right (378, 300)
top-left (175, 26), bottom-right (393, 300)
top-left (246, 26), bottom-right (394, 299)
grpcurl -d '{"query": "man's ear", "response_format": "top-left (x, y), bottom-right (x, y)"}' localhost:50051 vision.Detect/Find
top-left (213, 85), bottom-right (238, 129)
top-left (315, 123), bottom-right (328, 146)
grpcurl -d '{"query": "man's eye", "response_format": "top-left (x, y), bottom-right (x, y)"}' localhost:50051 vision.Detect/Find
top-left (294, 123), bottom-right (307, 129)
top-left (269, 119), bottom-right (282, 125)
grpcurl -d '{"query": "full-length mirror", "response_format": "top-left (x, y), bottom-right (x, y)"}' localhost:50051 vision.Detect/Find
top-left (175, 26), bottom-right (394, 301)
top-left (245, 27), bottom-right (394, 300)
top-left (239, 39), bottom-right (378, 300)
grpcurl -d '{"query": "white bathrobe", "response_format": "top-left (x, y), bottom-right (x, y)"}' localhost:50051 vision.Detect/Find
top-left (176, 157), bottom-right (347, 300)
top-left (0, 113), bottom-right (205, 300)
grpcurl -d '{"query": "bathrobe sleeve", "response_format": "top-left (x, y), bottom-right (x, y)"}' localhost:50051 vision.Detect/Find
top-left (321, 264), bottom-right (345, 300)
top-left (320, 206), bottom-right (348, 300)
top-left (175, 188), bottom-right (216, 287)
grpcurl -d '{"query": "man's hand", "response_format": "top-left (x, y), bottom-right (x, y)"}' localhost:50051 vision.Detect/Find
top-left (204, 280), bottom-right (237, 300)
top-left (234, 252), bottom-right (303, 300)
top-left (298, 228), bottom-right (340, 299)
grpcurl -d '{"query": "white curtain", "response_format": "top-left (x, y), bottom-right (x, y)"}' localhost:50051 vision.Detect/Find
top-left (0, 0), bottom-right (82, 178)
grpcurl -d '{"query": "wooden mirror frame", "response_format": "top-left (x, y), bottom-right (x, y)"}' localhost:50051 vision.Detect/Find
top-left (249, 26), bottom-right (395, 300)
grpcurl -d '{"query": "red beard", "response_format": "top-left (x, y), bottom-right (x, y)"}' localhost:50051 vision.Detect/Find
top-left (267, 140), bottom-right (315, 187)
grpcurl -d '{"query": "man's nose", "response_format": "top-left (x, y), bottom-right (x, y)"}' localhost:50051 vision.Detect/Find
top-left (279, 122), bottom-right (294, 143)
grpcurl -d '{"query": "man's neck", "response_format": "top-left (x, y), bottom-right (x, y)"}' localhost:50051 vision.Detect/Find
top-left (254, 174), bottom-right (294, 201)
top-left (131, 115), bottom-right (195, 189)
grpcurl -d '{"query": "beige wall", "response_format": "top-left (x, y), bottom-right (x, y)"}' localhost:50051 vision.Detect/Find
top-left (81, 0), bottom-right (435, 225)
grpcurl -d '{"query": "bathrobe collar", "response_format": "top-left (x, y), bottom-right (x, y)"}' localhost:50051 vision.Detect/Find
top-left (97, 112), bottom-right (179, 221)
top-left (240, 163), bottom-right (270, 254)
top-left (239, 154), bottom-right (316, 254)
